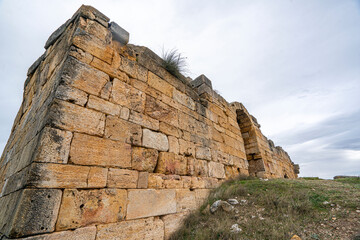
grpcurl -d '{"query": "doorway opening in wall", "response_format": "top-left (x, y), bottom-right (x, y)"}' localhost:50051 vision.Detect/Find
top-left (236, 109), bottom-right (262, 177)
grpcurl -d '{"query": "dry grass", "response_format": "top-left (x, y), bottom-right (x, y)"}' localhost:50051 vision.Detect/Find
top-left (161, 48), bottom-right (188, 78)
top-left (170, 177), bottom-right (360, 240)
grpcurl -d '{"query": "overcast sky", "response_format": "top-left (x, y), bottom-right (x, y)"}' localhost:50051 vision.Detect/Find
top-left (0, 0), bottom-right (359, 178)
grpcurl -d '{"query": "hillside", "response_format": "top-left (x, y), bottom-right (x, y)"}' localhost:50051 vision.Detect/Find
top-left (170, 177), bottom-right (360, 240)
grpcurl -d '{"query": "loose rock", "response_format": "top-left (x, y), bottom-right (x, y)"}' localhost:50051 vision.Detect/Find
top-left (230, 224), bottom-right (242, 233)
top-left (227, 199), bottom-right (239, 205)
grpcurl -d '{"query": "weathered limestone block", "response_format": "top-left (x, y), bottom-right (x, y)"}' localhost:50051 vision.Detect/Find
top-left (70, 132), bottom-right (131, 167)
top-left (129, 110), bottom-right (159, 130)
top-left (56, 189), bottom-right (127, 231)
top-left (159, 121), bottom-right (179, 137)
top-left (137, 172), bottom-right (149, 188)
top-left (131, 147), bottom-right (158, 172)
top-left (187, 157), bottom-right (209, 177)
top-left (195, 147), bottom-right (212, 161)
top-left (105, 116), bottom-right (142, 146)
top-left (173, 89), bottom-right (195, 110)
top-left (142, 129), bottom-right (169, 151)
top-left (33, 127), bottom-right (72, 164)
top-left (119, 106), bottom-right (130, 119)
top-left (162, 212), bottom-right (189, 240)
top-left (225, 166), bottom-right (241, 179)
top-left (72, 29), bottom-right (113, 64)
top-left (178, 139), bottom-right (195, 156)
top-left (55, 84), bottom-right (88, 106)
top-left (90, 57), bottom-right (130, 85)
top-left (111, 78), bottom-right (145, 112)
top-left (163, 175), bottom-right (183, 189)
top-left (145, 95), bottom-right (178, 127)
top-left (79, 17), bottom-right (110, 43)
top-left (7, 189), bottom-right (62, 238)
top-left (27, 163), bottom-right (107, 188)
top-left (148, 173), bottom-right (165, 189)
top-left (190, 176), bottom-right (206, 189)
top-left (126, 189), bottom-right (176, 219)
top-left (96, 217), bottom-right (164, 240)
top-left (49, 100), bottom-right (105, 136)
top-left (87, 95), bottom-right (121, 116)
top-left (208, 162), bottom-right (226, 179)
top-left (61, 57), bottom-right (109, 96)
top-left (99, 81), bottom-right (112, 100)
top-left (118, 56), bottom-right (148, 82)
top-left (176, 189), bottom-right (197, 212)
top-left (168, 136), bottom-right (179, 154)
top-left (20, 226), bottom-right (97, 240)
top-left (107, 168), bottom-right (138, 188)
top-left (148, 71), bottom-right (174, 97)
top-left (156, 152), bottom-right (187, 175)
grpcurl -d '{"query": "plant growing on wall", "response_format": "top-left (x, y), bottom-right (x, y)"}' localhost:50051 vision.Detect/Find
top-left (161, 48), bottom-right (188, 79)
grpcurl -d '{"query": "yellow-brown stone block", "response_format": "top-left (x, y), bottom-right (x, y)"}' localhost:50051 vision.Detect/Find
top-left (107, 168), bottom-right (138, 188)
top-left (87, 95), bottom-right (121, 116)
top-left (145, 95), bottom-right (178, 127)
top-left (156, 152), bottom-right (187, 175)
top-left (111, 78), bottom-right (145, 112)
top-left (148, 173), bottom-right (165, 189)
top-left (126, 189), bottom-right (176, 219)
top-left (131, 147), bottom-right (158, 172)
top-left (96, 217), bottom-right (164, 240)
top-left (129, 111), bottom-right (159, 131)
top-left (159, 121), bottom-right (179, 137)
top-left (208, 161), bottom-right (225, 179)
top-left (187, 157), bottom-right (209, 177)
top-left (56, 189), bottom-right (127, 231)
top-left (49, 100), bottom-right (105, 136)
top-left (176, 189), bottom-right (197, 212)
top-left (27, 163), bottom-right (107, 188)
top-left (70, 132), bottom-right (131, 168)
top-left (20, 226), bottom-right (97, 240)
top-left (162, 212), bottom-right (189, 240)
top-left (105, 115), bottom-right (142, 146)
top-left (148, 71), bottom-right (174, 97)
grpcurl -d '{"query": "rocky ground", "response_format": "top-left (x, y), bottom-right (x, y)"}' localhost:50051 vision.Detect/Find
top-left (170, 177), bottom-right (360, 240)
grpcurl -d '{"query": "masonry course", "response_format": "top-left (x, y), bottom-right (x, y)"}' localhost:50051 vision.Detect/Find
top-left (0, 5), bottom-right (299, 239)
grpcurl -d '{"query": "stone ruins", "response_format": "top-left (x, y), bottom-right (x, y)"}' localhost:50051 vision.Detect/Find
top-left (0, 5), bottom-right (299, 239)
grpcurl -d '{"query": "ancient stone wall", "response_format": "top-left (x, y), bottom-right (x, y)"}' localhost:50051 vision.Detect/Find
top-left (0, 5), bottom-right (298, 239)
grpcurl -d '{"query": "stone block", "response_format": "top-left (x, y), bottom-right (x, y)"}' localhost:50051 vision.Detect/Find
top-left (129, 111), bottom-right (159, 130)
top-left (148, 71), bottom-right (174, 97)
top-left (176, 189), bottom-right (197, 212)
top-left (190, 176), bottom-right (206, 189)
top-left (159, 121), bottom-right (179, 137)
top-left (208, 162), bottom-right (225, 179)
top-left (173, 89), bottom-right (196, 111)
top-left (33, 127), bottom-right (72, 164)
top-left (56, 189), bottom-right (127, 231)
top-left (100, 81), bottom-right (112, 100)
top-left (7, 189), bottom-right (62, 238)
top-left (148, 173), bottom-right (165, 189)
top-left (96, 217), bottom-right (164, 240)
top-left (27, 163), bottom-right (107, 188)
top-left (70, 132), bottom-right (131, 168)
top-left (105, 116), bottom-right (142, 146)
top-left (156, 152), bottom-right (187, 175)
top-left (145, 95), bottom-right (178, 127)
top-left (195, 147), bottom-right (212, 161)
top-left (107, 168), bottom-right (138, 188)
top-left (120, 107), bottom-right (130, 120)
top-left (126, 189), bottom-right (176, 219)
top-left (87, 95), bottom-right (121, 116)
top-left (90, 57), bottom-right (130, 82)
top-left (61, 57), bottom-right (109, 96)
top-left (72, 30), bottom-right (113, 64)
top-left (109, 21), bottom-right (129, 45)
top-left (118, 56), bottom-right (148, 82)
top-left (49, 100), bottom-right (105, 136)
top-left (55, 84), bottom-right (88, 106)
top-left (225, 166), bottom-right (240, 179)
top-left (111, 78), bottom-right (146, 112)
top-left (20, 226), bottom-right (97, 240)
top-left (163, 175), bottom-right (183, 189)
top-left (191, 74), bottom-right (212, 88)
top-left (187, 157), bottom-right (209, 177)
top-left (131, 147), bottom-right (158, 172)
top-left (162, 212), bottom-right (189, 240)
top-left (168, 136), bottom-right (179, 154)
top-left (137, 172), bottom-right (149, 188)
top-left (178, 139), bottom-right (195, 157)
top-left (142, 129), bottom-right (168, 151)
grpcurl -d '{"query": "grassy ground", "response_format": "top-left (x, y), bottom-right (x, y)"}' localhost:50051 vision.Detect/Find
top-left (170, 177), bottom-right (360, 240)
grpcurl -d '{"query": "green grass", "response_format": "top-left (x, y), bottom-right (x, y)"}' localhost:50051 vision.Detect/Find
top-left (170, 177), bottom-right (360, 240)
